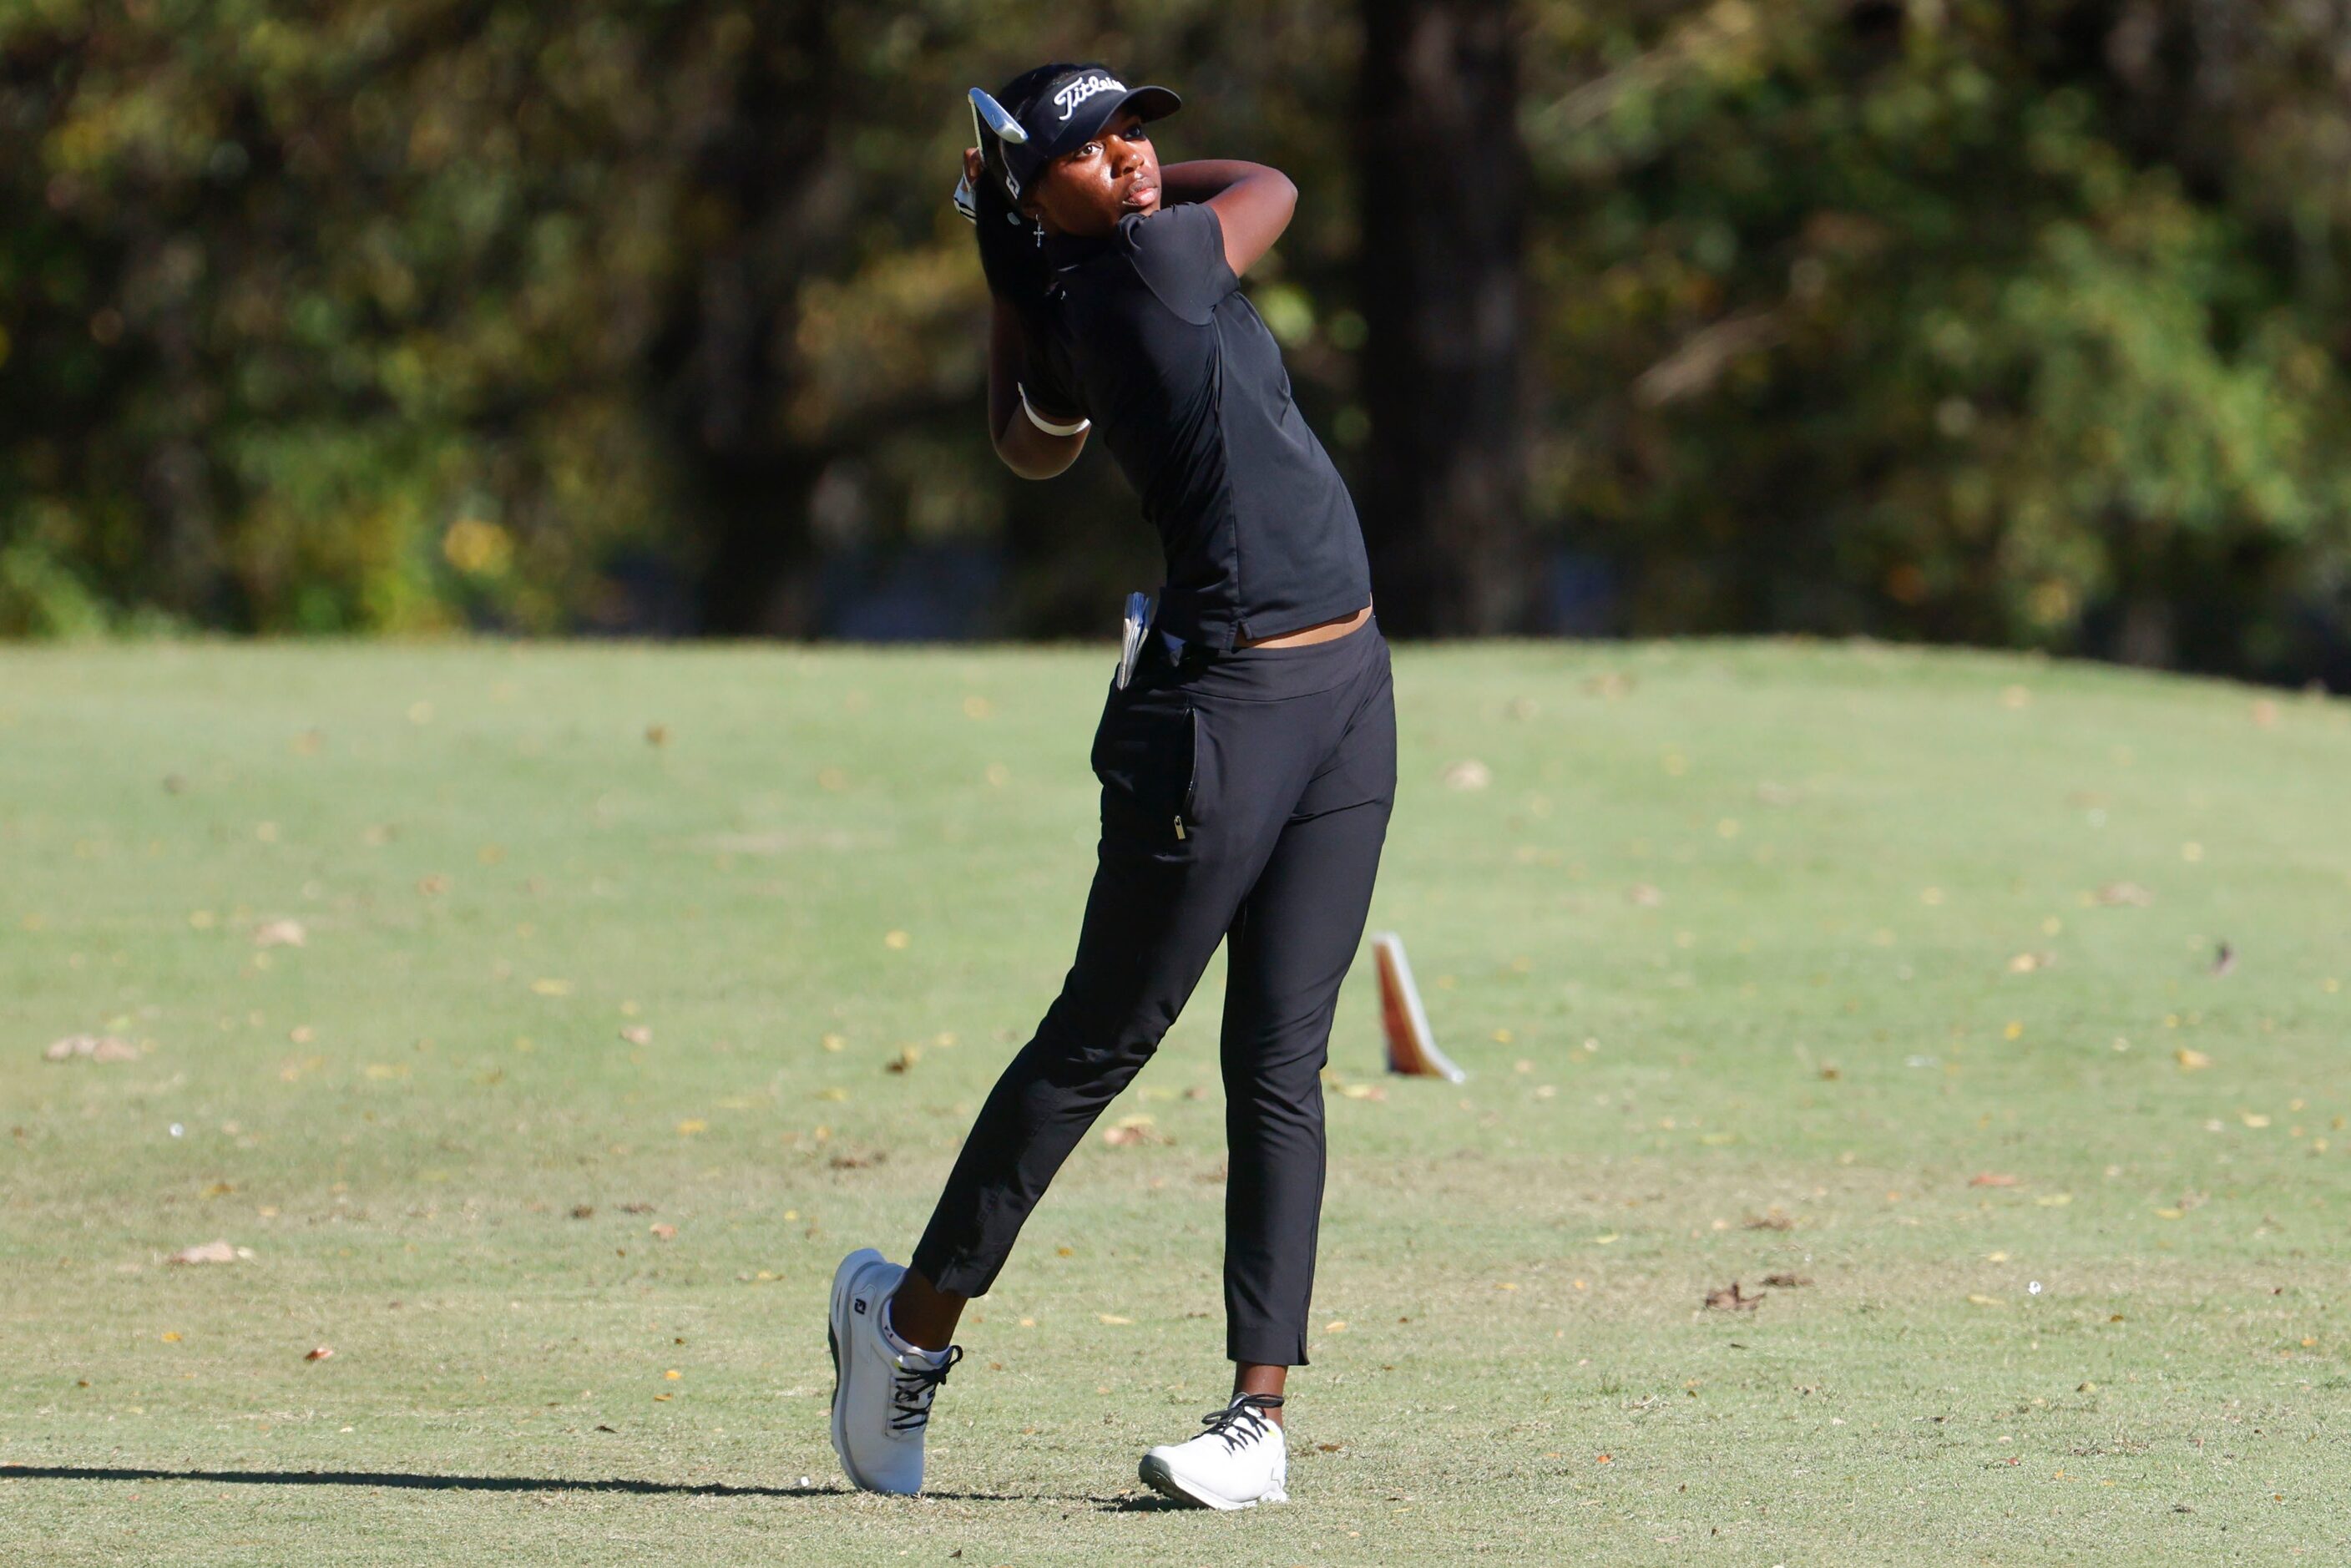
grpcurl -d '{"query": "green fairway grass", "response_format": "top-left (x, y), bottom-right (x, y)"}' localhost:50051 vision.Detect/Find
top-left (3, 638), bottom-right (2345, 1565)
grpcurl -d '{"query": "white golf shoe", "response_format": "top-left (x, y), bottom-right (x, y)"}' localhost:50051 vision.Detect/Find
top-left (827, 1247), bottom-right (961, 1495)
top-left (1138, 1393), bottom-right (1289, 1510)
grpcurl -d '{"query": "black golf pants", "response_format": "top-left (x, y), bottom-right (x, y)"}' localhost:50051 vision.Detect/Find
top-left (911, 615), bottom-right (1396, 1366)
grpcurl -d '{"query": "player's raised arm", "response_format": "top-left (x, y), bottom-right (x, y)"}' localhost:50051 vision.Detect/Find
top-left (983, 295), bottom-right (1088, 481)
top-left (1159, 159), bottom-right (1297, 277)
top-left (965, 140), bottom-right (1090, 481)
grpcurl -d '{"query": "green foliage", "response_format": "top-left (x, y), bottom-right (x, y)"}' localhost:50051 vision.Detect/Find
top-left (2, 2), bottom-right (694, 631)
top-left (6, 2), bottom-right (2351, 674)
top-left (1527, 0), bottom-right (2351, 675)
top-left (0, 1), bottom-right (1357, 636)
top-left (0, 529), bottom-right (110, 637)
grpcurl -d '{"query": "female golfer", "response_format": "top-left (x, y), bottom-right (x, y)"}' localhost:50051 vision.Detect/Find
top-left (827, 61), bottom-right (1395, 1511)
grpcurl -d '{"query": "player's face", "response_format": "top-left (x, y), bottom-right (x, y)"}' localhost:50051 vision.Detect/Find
top-left (1029, 109), bottom-right (1160, 236)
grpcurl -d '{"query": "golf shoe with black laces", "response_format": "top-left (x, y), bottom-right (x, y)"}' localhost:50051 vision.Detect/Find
top-left (1138, 1392), bottom-right (1288, 1510)
top-left (827, 1247), bottom-right (961, 1495)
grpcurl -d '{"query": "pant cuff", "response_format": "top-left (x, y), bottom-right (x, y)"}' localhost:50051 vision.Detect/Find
top-left (1226, 1329), bottom-right (1309, 1368)
top-left (907, 1243), bottom-right (998, 1302)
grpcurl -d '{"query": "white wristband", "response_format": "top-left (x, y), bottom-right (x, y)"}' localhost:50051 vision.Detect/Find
top-left (1019, 382), bottom-right (1090, 438)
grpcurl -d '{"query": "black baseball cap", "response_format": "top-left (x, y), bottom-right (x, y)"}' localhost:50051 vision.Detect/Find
top-left (999, 66), bottom-right (1181, 202)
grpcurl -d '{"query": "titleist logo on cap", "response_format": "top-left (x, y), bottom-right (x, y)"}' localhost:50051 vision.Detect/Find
top-left (1053, 73), bottom-right (1127, 121)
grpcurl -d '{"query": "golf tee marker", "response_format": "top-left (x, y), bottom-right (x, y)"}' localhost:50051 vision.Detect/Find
top-left (1372, 933), bottom-right (1466, 1082)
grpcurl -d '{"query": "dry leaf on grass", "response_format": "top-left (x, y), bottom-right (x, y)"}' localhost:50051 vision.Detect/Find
top-left (1442, 759), bottom-right (1492, 791)
top-left (1742, 1210), bottom-right (1793, 1231)
top-left (1760, 1272), bottom-right (1812, 1288)
top-left (884, 1046), bottom-right (921, 1074)
top-left (252, 919), bottom-right (306, 949)
top-left (305, 1347), bottom-right (333, 1362)
top-left (2175, 1048), bottom-right (2213, 1070)
top-left (1102, 1115), bottom-right (1170, 1147)
top-left (619, 1201), bottom-right (655, 1214)
top-left (1703, 1282), bottom-right (1765, 1311)
top-left (570, 1205), bottom-right (595, 1220)
top-left (44, 1034), bottom-right (138, 1064)
top-left (1969, 1172), bottom-right (2022, 1188)
top-left (649, 1223), bottom-right (676, 1241)
top-left (619, 1026), bottom-right (653, 1047)
top-left (168, 1240), bottom-right (250, 1265)
top-left (827, 1151), bottom-right (885, 1170)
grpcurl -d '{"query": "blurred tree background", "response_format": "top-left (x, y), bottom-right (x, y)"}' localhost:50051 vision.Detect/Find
top-left (4, 1), bottom-right (2350, 684)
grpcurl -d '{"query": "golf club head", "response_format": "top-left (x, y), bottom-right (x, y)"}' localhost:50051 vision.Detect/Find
top-left (968, 87), bottom-right (1029, 145)
top-left (959, 87), bottom-right (1031, 210)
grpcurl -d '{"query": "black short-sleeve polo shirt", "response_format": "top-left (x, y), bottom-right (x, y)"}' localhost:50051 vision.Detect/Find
top-left (1033, 202), bottom-right (1372, 650)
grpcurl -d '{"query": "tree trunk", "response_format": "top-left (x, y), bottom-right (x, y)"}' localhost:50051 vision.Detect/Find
top-left (660, 3), bottom-right (835, 637)
top-left (1355, 0), bottom-right (1532, 635)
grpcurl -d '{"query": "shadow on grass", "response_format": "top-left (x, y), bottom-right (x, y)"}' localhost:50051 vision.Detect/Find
top-left (0, 1464), bottom-right (1067, 1503)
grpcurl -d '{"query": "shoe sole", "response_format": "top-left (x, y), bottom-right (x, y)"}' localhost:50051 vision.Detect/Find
top-left (1137, 1452), bottom-right (1284, 1511)
top-left (827, 1247), bottom-right (887, 1494)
